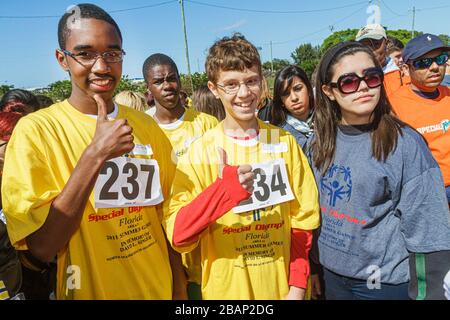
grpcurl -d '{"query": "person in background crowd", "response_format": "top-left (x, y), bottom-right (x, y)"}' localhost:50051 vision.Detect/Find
top-left (35, 95), bottom-right (54, 110)
top-left (179, 90), bottom-right (192, 108)
top-left (309, 41), bottom-right (450, 300)
top-left (114, 90), bottom-right (147, 112)
top-left (256, 75), bottom-right (274, 122)
top-left (2, 3), bottom-right (181, 300)
top-left (356, 24), bottom-right (407, 95)
top-left (0, 112), bottom-right (24, 300)
top-left (191, 85), bottom-right (226, 121)
top-left (442, 60), bottom-right (450, 86)
top-left (0, 89), bottom-right (39, 114)
top-left (143, 53), bottom-right (218, 300)
top-left (270, 65), bottom-right (314, 152)
top-left (387, 36), bottom-right (405, 69)
top-left (389, 33), bottom-right (450, 206)
top-left (145, 91), bottom-right (156, 116)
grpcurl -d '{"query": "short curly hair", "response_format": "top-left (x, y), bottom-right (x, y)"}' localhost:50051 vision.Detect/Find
top-left (205, 33), bottom-right (262, 84)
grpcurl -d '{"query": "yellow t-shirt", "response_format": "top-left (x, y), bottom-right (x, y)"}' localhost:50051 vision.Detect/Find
top-left (2, 100), bottom-right (176, 300)
top-left (157, 108), bottom-right (218, 285)
top-left (157, 108), bottom-right (218, 161)
top-left (164, 120), bottom-right (320, 299)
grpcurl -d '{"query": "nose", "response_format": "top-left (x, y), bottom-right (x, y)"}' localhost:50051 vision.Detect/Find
top-left (236, 82), bottom-right (251, 98)
top-left (91, 56), bottom-right (110, 74)
top-left (429, 61), bottom-right (440, 71)
top-left (290, 91), bottom-right (299, 102)
top-left (358, 79), bottom-right (370, 91)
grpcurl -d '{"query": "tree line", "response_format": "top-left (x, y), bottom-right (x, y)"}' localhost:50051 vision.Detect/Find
top-left (2, 29), bottom-right (449, 102)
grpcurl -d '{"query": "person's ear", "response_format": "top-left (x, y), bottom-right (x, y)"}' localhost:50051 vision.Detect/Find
top-left (207, 81), bottom-right (220, 99)
top-left (402, 63), bottom-right (410, 77)
top-left (321, 84), bottom-right (336, 101)
top-left (56, 49), bottom-right (69, 72)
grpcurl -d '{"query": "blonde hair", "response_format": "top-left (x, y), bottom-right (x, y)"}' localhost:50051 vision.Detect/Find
top-left (114, 91), bottom-right (147, 112)
top-left (192, 85), bottom-right (226, 121)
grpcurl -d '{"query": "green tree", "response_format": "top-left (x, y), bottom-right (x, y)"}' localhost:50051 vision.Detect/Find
top-left (262, 58), bottom-right (291, 74)
top-left (114, 75), bottom-right (147, 96)
top-left (386, 29), bottom-right (423, 44)
top-left (321, 29), bottom-right (358, 52)
top-left (180, 72), bottom-right (208, 95)
top-left (36, 80), bottom-right (72, 102)
top-left (291, 43), bottom-right (321, 78)
top-left (438, 34), bottom-right (450, 46)
top-left (0, 84), bottom-right (14, 98)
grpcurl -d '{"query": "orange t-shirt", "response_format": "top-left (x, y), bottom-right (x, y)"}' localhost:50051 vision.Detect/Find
top-left (384, 70), bottom-right (410, 96)
top-left (389, 85), bottom-right (450, 186)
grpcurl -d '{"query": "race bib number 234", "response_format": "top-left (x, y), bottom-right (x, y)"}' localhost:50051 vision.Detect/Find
top-left (233, 158), bottom-right (294, 214)
top-left (94, 157), bottom-right (163, 209)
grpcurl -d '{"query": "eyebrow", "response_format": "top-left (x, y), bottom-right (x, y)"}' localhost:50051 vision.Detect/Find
top-left (72, 44), bottom-right (122, 51)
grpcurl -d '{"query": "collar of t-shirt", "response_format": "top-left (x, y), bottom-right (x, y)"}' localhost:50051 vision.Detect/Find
top-left (338, 123), bottom-right (374, 136)
top-left (87, 103), bottom-right (119, 119)
top-left (412, 88), bottom-right (440, 100)
top-left (154, 111), bottom-right (186, 130)
top-left (383, 57), bottom-right (399, 74)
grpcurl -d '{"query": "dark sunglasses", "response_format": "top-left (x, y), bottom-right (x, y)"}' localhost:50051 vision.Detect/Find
top-left (411, 53), bottom-right (449, 69)
top-left (329, 67), bottom-right (384, 94)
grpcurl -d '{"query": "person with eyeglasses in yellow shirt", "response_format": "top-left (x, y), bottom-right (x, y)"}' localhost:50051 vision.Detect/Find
top-left (164, 34), bottom-right (320, 300)
top-left (2, 3), bottom-right (184, 300)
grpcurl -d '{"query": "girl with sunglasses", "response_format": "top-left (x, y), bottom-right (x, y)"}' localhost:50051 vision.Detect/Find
top-left (270, 66), bottom-right (314, 152)
top-left (308, 42), bottom-right (450, 299)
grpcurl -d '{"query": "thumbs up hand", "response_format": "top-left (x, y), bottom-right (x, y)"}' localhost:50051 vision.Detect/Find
top-left (90, 94), bottom-right (135, 161)
top-left (217, 147), bottom-right (254, 194)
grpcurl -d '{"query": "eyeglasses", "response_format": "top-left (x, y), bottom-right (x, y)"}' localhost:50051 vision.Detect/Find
top-left (62, 49), bottom-right (126, 67)
top-left (410, 53), bottom-right (449, 69)
top-left (216, 78), bottom-right (261, 95)
top-left (359, 38), bottom-right (385, 50)
top-left (329, 67), bottom-right (384, 94)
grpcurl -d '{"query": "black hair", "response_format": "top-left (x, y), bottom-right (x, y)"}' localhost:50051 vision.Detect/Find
top-left (0, 89), bottom-right (39, 111)
top-left (312, 42), bottom-right (404, 174)
top-left (270, 65), bottom-right (314, 126)
top-left (58, 3), bottom-right (122, 49)
top-left (142, 53), bottom-right (180, 84)
top-left (35, 95), bottom-right (54, 109)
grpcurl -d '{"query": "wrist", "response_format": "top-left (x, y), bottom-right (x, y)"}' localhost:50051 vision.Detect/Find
top-left (84, 144), bottom-right (108, 167)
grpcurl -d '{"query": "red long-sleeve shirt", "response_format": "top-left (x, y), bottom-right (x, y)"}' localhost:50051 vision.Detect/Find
top-left (173, 165), bottom-right (312, 289)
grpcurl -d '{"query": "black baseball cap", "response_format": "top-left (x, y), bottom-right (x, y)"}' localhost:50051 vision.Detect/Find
top-left (403, 33), bottom-right (450, 63)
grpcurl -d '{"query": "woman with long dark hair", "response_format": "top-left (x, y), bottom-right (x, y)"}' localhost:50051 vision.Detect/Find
top-left (270, 65), bottom-right (314, 151)
top-left (309, 42), bottom-right (450, 300)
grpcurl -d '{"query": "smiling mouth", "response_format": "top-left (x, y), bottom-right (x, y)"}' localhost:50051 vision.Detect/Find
top-left (90, 79), bottom-right (114, 88)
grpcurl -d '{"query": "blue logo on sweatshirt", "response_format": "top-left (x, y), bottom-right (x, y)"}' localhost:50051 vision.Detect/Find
top-left (320, 164), bottom-right (353, 207)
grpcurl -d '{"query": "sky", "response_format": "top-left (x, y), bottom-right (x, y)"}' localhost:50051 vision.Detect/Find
top-left (1, 0), bottom-right (450, 89)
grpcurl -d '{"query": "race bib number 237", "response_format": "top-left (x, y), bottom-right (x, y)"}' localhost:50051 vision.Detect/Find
top-left (94, 157), bottom-right (163, 209)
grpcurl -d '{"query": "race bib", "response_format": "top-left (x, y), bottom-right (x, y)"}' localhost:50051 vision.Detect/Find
top-left (233, 158), bottom-right (294, 214)
top-left (94, 157), bottom-right (163, 209)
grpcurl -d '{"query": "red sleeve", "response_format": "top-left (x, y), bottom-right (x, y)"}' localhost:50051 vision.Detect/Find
top-left (173, 165), bottom-right (251, 246)
top-left (289, 228), bottom-right (313, 289)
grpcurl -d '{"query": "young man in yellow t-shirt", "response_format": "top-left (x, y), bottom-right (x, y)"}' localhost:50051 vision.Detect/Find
top-left (164, 34), bottom-right (320, 300)
top-left (1, 4), bottom-right (183, 299)
top-left (143, 53), bottom-right (218, 299)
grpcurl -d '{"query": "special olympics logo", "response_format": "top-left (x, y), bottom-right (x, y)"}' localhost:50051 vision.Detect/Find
top-left (320, 164), bottom-right (353, 207)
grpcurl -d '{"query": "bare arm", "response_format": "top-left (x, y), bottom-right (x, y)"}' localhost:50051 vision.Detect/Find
top-left (26, 95), bottom-right (134, 262)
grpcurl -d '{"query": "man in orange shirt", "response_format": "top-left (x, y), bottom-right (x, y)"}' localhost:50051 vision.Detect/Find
top-left (388, 33), bottom-right (450, 204)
